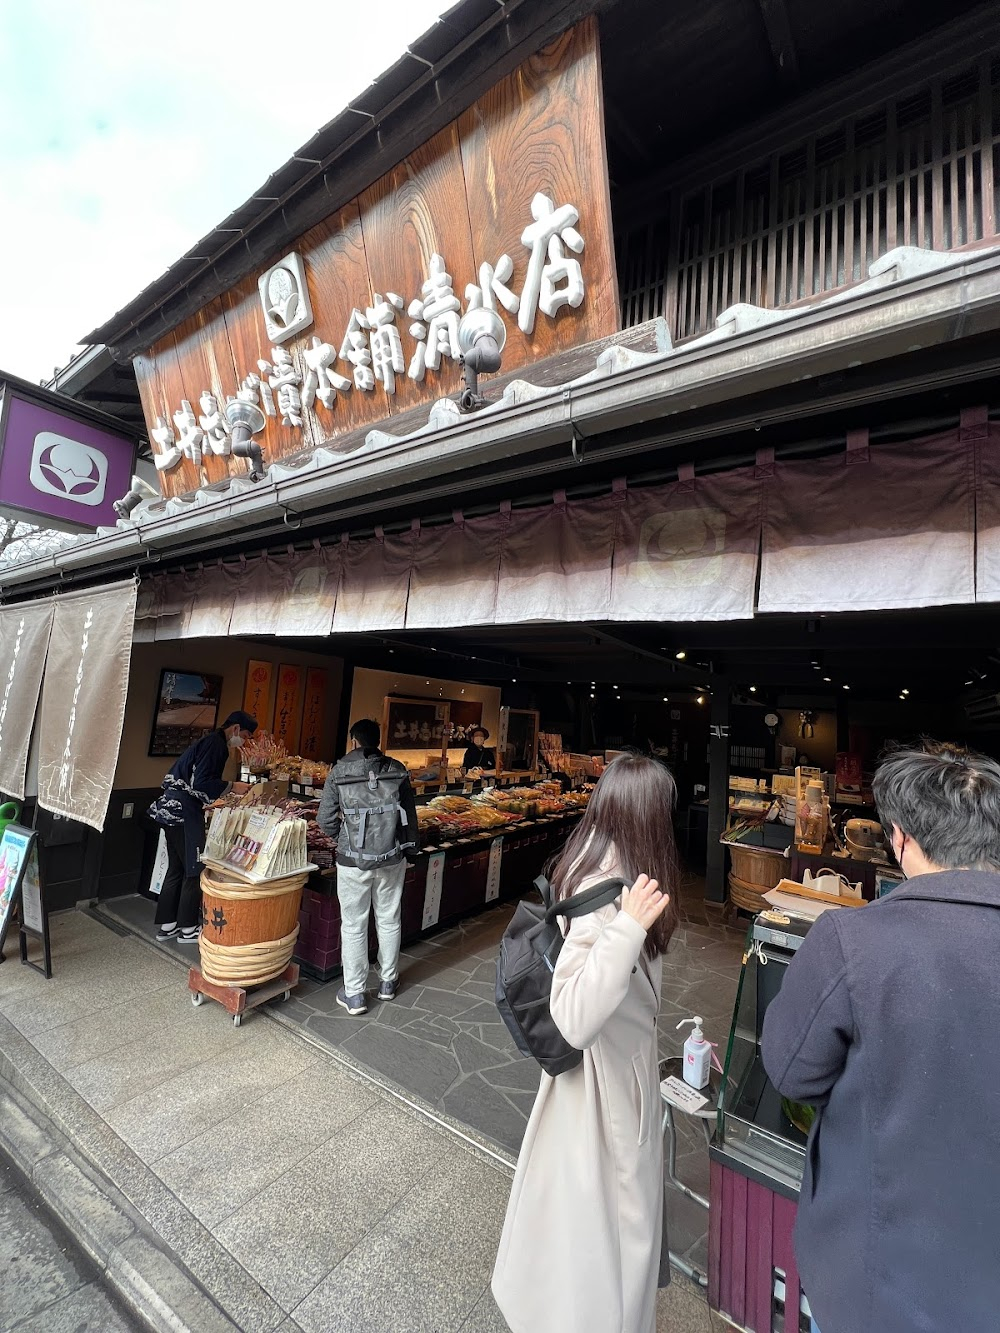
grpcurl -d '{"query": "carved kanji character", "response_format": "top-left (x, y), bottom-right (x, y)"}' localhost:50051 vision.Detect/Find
top-left (518, 192), bottom-right (585, 335)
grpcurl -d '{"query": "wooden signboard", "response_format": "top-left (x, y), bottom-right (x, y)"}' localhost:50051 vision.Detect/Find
top-left (243, 659), bottom-right (275, 731)
top-left (135, 18), bottom-right (618, 499)
top-left (300, 668), bottom-right (328, 761)
top-left (273, 664), bottom-right (305, 753)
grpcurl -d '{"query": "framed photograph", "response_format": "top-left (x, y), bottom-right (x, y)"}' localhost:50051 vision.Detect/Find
top-left (148, 669), bottom-right (223, 757)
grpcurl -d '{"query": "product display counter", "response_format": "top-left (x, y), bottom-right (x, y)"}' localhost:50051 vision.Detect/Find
top-left (295, 809), bottom-right (583, 981)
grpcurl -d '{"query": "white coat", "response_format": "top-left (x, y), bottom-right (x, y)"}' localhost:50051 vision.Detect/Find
top-left (492, 884), bottom-right (666, 1333)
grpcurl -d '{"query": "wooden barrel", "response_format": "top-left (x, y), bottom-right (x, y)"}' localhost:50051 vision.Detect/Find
top-left (727, 844), bottom-right (784, 891)
top-left (728, 872), bottom-right (770, 915)
top-left (198, 867), bottom-right (308, 988)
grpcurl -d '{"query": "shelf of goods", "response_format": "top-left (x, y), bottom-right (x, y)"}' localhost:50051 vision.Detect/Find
top-left (296, 783), bottom-right (592, 983)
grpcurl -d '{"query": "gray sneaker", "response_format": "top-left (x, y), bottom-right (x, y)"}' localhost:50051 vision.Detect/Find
top-left (155, 924), bottom-right (179, 942)
top-left (336, 987), bottom-right (368, 1016)
top-left (177, 928), bottom-right (200, 944)
top-left (377, 978), bottom-right (399, 1002)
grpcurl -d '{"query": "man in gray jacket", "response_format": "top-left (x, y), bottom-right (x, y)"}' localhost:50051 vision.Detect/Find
top-left (317, 718), bottom-right (419, 1015)
top-left (762, 742), bottom-right (1000, 1333)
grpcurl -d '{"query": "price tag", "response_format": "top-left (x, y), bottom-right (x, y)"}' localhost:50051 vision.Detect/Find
top-left (485, 836), bottom-right (504, 902)
top-left (422, 851), bottom-right (446, 929)
top-left (660, 1075), bottom-right (709, 1114)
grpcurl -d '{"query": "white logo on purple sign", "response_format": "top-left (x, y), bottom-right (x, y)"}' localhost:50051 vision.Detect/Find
top-left (28, 432), bottom-right (108, 507)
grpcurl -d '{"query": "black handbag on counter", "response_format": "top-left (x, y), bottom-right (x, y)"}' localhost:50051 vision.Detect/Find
top-left (495, 873), bottom-right (625, 1076)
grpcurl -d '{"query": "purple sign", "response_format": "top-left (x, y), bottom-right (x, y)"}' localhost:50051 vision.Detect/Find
top-left (0, 390), bottom-right (136, 532)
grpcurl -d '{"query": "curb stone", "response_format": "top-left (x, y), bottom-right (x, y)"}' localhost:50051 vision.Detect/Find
top-left (0, 1080), bottom-right (241, 1333)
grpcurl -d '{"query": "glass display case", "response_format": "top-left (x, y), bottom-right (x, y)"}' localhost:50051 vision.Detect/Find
top-left (715, 913), bottom-right (814, 1196)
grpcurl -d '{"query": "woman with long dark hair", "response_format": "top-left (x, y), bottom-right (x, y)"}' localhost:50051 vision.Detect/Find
top-left (493, 753), bottom-right (679, 1333)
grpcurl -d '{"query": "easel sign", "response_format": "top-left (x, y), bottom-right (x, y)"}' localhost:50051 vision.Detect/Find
top-left (0, 824), bottom-right (52, 977)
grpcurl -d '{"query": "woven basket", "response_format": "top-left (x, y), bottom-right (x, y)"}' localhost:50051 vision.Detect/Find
top-left (728, 872), bottom-right (770, 915)
top-left (727, 843), bottom-right (784, 890)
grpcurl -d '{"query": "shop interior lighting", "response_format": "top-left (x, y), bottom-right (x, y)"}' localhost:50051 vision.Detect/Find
top-left (843, 684), bottom-right (850, 691)
top-left (901, 688), bottom-right (910, 696)
top-left (899, 693), bottom-right (907, 700)
top-left (675, 650), bottom-right (687, 660)
top-left (696, 694), bottom-right (706, 704)
top-left (823, 676), bottom-right (832, 682)
top-left (749, 685), bottom-right (757, 693)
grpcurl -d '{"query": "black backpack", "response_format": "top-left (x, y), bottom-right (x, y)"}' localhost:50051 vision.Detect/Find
top-left (496, 873), bottom-right (626, 1076)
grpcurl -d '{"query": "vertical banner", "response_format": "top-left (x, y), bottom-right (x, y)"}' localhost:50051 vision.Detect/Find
top-left (0, 603), bottom-right (54, 800)
top-left (243, 659), bottom-right (274, 730)
top-left (272, 664), bottom-right (304, 753)
top-left (300, 669), bottom-right (328, 760)
top-left (37, 579), bottom-right (137, 831)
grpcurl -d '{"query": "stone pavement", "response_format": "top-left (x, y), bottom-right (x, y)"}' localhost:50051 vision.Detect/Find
top-left (0, 908), bottom-right (738, 1332)
top-left (1, 1152), bottom-right (142, 1332)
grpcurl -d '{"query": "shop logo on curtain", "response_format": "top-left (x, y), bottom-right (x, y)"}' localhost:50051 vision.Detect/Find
top-left (29, 433), bottom-right (108, 506)
top-left (637, 508), bottom-right (726, 587)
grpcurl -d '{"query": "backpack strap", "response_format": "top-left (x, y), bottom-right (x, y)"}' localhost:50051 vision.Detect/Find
top-left (545, 877), bottom-right (627, 923)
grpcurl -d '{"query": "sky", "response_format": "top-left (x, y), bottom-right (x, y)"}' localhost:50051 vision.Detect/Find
top-left (0, 0), bottom-right (448, 384)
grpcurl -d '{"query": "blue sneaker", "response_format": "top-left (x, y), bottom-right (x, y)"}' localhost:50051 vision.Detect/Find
top-left (377, 978), bottom-right (399, 1002)
top-left (336, 987), bottom-right (368, 1016)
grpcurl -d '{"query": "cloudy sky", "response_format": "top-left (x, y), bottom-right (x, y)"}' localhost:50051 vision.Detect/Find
top-left (1, 0), bottom-right (447, 384)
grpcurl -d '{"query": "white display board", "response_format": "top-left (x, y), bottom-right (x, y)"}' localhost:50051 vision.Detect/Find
top-left (148, 830), bottom-right (169, 897)
top-left (422, 851), bottom-right (446, 929)
top-left (485, 836), bottom-right (504, 902)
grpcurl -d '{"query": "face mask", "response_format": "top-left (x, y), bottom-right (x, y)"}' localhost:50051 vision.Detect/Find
top-left (229, 733), bottom-right (245, 750)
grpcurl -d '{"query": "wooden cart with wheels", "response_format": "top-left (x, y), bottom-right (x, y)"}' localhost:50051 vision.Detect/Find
top-left (188, 961), bottom-right (299, 1028)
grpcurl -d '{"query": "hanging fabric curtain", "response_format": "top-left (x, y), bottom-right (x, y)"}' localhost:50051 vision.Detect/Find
top-left (36, 578), bottom-right (137, 831)
top-left (969, 411), bottom-right (1000, 602)
top-left (494, 491), bottom-right (621, 625)
top-left (333, 524), bottom-right (417, 633)
top-left (610, 467), bottom-right (762, 621)
top-left (406, 514), bottom-right (502, 629)
top-left (228, 555), bottom-right (285, 637)
top-left (759, 428), bottom-right (975, 614)
top-left (272, 541), bottom-right (341, 637)
top-left (182, 561), bottom-right (241, 638)
top-left (0, 602), bottom-right (54, 800)
top-left (133, 577), bottom-right (161, 644)
top-left (153, 571), bottom-right (195, 641)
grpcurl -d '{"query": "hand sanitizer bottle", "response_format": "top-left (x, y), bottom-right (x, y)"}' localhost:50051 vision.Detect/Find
top-left (677, 1016), bottom-right (711, 1090)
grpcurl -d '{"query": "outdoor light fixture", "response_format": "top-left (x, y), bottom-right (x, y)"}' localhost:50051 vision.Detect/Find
top-left (457, 308), bottom-right (506, 411)
top-left (225, 399), bottom-right (267, 481)
top-left (113, 474), bottom-right (159, 519)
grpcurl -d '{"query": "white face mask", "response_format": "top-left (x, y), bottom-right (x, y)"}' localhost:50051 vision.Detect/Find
top-left (228, 732), bottom-right (245, 750)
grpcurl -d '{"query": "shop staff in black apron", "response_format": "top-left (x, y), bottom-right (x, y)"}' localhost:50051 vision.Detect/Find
top-left (147, 710), bottom-right (257, 942)
top-left (462, 728), bottom-right (496, 777)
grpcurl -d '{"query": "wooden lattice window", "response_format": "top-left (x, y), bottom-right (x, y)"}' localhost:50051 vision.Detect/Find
top-left (619, 55), bottom-right (1000, 341)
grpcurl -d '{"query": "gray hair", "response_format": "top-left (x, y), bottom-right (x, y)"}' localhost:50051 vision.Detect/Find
top-left (872, 741), bottom-right (1000, 871)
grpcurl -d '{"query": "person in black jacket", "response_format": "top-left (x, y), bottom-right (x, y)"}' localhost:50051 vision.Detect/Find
top-left (148, 710), bottom-right (256, 942)
top-left (461, 727), bottom-right (496, 776)
top-left (761, 742), bottom-right (1000, 1333)
top-left (317, 718), bottom-right (418, 1014)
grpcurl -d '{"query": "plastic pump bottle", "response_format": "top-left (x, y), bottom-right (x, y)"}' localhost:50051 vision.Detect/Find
top-left (677, 1016), bottom-right (711, 1090)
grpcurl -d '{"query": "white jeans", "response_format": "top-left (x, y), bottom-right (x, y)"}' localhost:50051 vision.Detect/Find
top-left (336, 860), bottom-right (407, 996)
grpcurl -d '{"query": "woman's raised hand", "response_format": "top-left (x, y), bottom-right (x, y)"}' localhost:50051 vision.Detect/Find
top-left (620, 874), bottom-right (670, 932)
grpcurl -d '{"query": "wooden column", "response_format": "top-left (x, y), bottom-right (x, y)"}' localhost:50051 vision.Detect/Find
top-left (705, 681), bottom-right (731, 903)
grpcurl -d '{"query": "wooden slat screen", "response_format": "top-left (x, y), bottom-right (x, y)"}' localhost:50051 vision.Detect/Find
top-left (619, 55), bottom-right (1000, 341)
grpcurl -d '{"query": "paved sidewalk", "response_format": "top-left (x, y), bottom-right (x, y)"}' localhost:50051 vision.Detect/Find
top-left (1, 1152), bottom-right (142, 1332)
top-left (0, 910), bottom-right (731, 1332)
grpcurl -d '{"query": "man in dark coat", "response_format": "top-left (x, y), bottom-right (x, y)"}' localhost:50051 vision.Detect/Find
top-left (148, 710), bottom-right (256, 942)
top-left (762, 742), bottom-right (1000, 1333)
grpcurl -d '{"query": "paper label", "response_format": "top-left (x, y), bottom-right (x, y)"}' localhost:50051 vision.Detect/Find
top-left (660, 1075), bottom-right (709, 1114)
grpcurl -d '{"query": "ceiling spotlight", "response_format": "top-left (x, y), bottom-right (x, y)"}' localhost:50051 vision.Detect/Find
top-left (675, 650), bottom-right (687, 660)
top-left (113, 474), bottom-right (159, 520)
top-left (696, 694), bottom-right (706, 705)
top-left (901, 688), bottom-right (910, 696)
top-left (457, 308), bottom-right (506, 411)
top-left (843, 684), bottom-right (850, 691)
top-left (899, 693), bottom-right (907, 700)
top-left (749, 685), bottom-right (757, 693)
top-left (823, 676), bottom-right (832, 682)
top-left (662, 697), bottom-right (669, 702)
